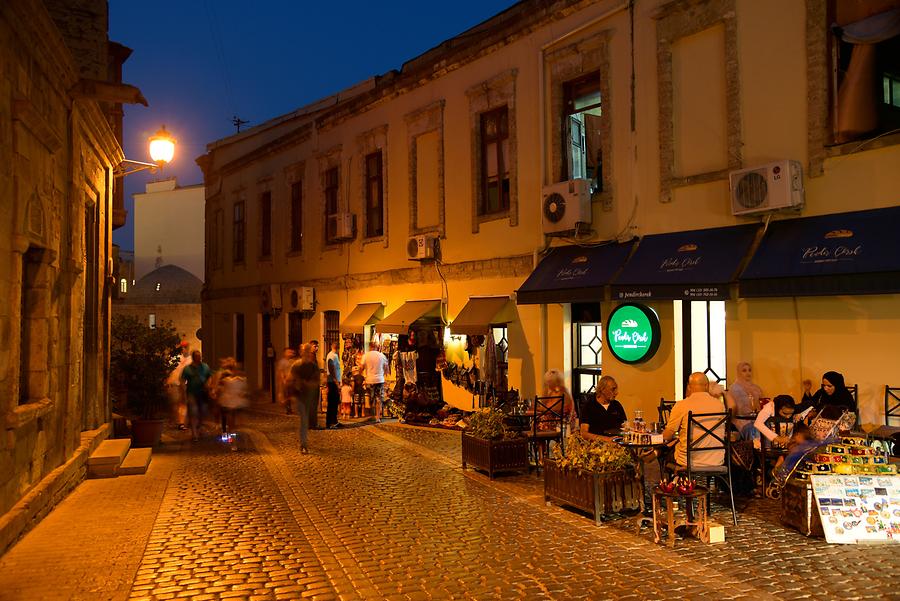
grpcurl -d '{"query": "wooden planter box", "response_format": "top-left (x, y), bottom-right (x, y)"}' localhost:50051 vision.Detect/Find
top-left (543, 458), bottom-right (641, 524)
top-left (461, 432), bottom-right (529, 479)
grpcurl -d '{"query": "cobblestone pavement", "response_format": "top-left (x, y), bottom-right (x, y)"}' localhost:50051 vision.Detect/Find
top-left (0, 413), bottom-right (898, 600)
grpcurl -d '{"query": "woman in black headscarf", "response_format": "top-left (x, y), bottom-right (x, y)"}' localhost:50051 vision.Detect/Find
top-left (811, 371), bottom-right (856, 415)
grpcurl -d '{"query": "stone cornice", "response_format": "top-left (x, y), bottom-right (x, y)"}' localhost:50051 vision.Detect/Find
top-left (214, 123), bottom-right (314, 178)
top-left (203, 254), bottom-right (534, 301)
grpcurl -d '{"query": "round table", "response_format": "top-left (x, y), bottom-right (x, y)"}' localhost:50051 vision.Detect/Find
top-left (615, 439), bottom-right (673, 532)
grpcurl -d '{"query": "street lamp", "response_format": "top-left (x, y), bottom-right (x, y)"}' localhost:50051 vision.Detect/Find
top-left (114, 125), bottom-right (177, 178)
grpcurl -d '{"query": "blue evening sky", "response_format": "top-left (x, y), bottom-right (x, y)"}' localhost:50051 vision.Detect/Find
top-left (111, 0), bottom-right (519, 250)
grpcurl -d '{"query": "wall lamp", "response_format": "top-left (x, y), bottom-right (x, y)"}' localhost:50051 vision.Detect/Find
top-left (114, 125), bottom-right (176, 178)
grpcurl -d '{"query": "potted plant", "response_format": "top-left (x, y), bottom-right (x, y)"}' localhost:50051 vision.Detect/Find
top-left (544, 433), bottom-right (641, 524)
top-left (110, 314), bottom-right (181, 447)
top-left (461, 407), bottom-right (528, 479)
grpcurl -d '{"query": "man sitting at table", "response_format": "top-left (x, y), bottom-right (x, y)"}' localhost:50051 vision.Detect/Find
top-left (662, 372), bottom-right (725, 468)
top-left (580, 375), bottom-right (627, 441)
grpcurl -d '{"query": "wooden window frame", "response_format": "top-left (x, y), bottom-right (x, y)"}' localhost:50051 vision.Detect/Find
top-left (478, 106), bottom-right (510, 216)
top-left (290, 180), bottom-right (302, 253)
top-left (364, 151), bottom-right (384, 238)
top-left (233, 201), bottom-right (245, 265)
top-left (324, 166), bottom-right (340, 245)
top-left (259, 191), bottom-right (272, 259)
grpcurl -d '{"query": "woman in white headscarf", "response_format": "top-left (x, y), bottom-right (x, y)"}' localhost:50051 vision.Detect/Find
top-left (726, 361), bottom-right (765, 438)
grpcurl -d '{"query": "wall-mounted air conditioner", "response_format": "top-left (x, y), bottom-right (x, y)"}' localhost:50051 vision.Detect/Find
top-left (327, 213), bottom-right (355, 241)
top-left (407, 234), bottom-right (438, 261)
top-left (259, 284), bottom-right (281, 314)
top-left (729, 160), bottom-right (804, 216)
top-left (288, 286), bottom-right (315, 312)
top-left (541, 179), bottom-right (591, 235)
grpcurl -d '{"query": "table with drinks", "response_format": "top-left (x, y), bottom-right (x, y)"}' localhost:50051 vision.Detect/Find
top-left (614, 410), bottom-right (673, 530)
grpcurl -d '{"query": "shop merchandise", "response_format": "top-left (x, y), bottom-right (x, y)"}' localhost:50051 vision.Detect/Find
top-left (400, 351), bottom-right (418, 384)
top-left (811, 474), bottom-right (900, 544)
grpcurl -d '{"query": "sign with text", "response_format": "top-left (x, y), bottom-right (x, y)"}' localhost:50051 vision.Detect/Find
top-left (606, 303), bottom-right (661, 364)
top-left (811, 474), bottom-right (900, 544)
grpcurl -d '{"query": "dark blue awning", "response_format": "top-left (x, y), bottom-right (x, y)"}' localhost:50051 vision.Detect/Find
top-left (611, 224), bottom-right (759, 300)
top-left (515, 241), bottom-right (635, 305)
top-left (739, 207), bottom-right (900, 297)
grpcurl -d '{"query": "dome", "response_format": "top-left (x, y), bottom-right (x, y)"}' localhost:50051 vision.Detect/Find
top-left (126, 264), bottom-right (202, 304)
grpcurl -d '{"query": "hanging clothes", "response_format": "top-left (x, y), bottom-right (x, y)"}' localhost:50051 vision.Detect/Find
top-left (400, 351), bottom-right (418, 384)
top-left (483, 332), bottom-right (498, 390)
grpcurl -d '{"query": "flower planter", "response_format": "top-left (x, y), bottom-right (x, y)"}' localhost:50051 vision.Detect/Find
top-left (130, 418), bottom-right (165, 448)
top-left (543, 458), bottom-right (641, 524)
top-left (461, 432), bottom-right (529, 479)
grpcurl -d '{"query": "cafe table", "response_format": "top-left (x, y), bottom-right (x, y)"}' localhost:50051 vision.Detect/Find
top-left (614, 437), bottom-right (673, 532)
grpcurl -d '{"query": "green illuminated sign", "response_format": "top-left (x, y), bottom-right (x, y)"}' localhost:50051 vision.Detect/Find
top-left (606, 303), bottom-right (661, 364)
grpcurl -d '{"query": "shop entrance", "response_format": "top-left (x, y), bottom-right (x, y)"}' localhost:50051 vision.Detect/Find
top-left (674, 300), bottom-right (727, 398)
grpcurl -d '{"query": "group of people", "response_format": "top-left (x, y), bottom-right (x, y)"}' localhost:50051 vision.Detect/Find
top-left (538, 363), bottom-right (861, 474)
top-left (275, 340), bottom-right (390, 453)
top-left (166, 345), bottom-right (249, 443)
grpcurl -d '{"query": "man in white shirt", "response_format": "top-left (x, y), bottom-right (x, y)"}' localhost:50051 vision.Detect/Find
top-left (663, 372), bottom-right (726, 468)
top-left (363, 341), bottom-right (388, 423)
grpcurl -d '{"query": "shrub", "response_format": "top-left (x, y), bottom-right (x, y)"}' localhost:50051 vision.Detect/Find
top-left (110, 314), bottom-right (182, 419)
top-left (551, 433), bottom-right (633, 473)
top-left (465, 407), bottom-right (520, 440)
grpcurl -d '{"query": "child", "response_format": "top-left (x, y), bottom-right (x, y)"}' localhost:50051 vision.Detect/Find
top-left (773, 423), bottom-right (818, 475)
top-left (340, 376), bottom-right (353, 420)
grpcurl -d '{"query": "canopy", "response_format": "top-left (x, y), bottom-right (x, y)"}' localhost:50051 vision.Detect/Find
top-left (611, 224), bottom-right (759, 300)
top-left (739, 206), bottom-right (900, 297)
top-left (377, 299), bottom-right (443, 334)
top-left (339, 302), bottom-right (384, 333)
top-left (450, 296), bottom-right (516, 336)
top-left (515, 241), bottom-right (635, 305)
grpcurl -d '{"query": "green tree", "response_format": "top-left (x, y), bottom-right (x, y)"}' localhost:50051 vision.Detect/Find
top-left (110, 314), bottom-right (182, 419)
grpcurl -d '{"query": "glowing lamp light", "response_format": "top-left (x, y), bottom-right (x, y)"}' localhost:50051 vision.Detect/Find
top-left (148, 125), bottom-right (176, 165)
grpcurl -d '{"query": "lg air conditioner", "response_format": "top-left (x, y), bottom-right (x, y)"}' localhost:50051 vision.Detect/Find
top-left (327, 213), bottom-right (355, 241)
top-left (729, 160), bottom-right (804, 216)
top-left (259, 284), bottom-right (281, 314)
top-left (407, 234), bottom-right (438, 261)
top-left (541, 179), bottom-right (591, 235)
top-left (288, 287), bottom-right (315, 312)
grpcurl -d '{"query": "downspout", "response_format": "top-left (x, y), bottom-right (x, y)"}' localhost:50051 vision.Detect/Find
top-left (535, 0), bottom-right (630, 379)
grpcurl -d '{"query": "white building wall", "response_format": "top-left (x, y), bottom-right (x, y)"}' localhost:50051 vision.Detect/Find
top-left (133, 178), bottom-right (205, 280)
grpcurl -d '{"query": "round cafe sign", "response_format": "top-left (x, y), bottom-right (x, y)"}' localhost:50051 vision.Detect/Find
top-left (606, 303), bottom-right (661, 364)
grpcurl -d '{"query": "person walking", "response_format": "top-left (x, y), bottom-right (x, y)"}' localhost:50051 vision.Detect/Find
top-left (181, 350), bottom-right (211, 442)
top-left (363, 341), bottom-right (388, 423)
top-left (216, 360), bottom-right (248, 438)
top-left (276, 347), bottom-right (296, 415)
top-left (166, 342), bottom-right (191, 430)
top-left (289, 343), bottom-right (320, 454)
top-left (325, 340), bottom-right (341, 428)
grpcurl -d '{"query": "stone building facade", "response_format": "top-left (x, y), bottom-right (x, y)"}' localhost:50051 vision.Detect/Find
top-left (0, 0), bottom-right (142, 554)
top-left (199, 0), bottom-right (900, 424)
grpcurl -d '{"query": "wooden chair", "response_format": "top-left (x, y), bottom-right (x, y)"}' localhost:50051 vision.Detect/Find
top-left (658, 398), bottom-right (676, 425)
top-left (684, 410), bottom-right (738, 526)
top-left (885, 385), bottom-right (900, 426)
top-left (529, 395), bottom-right (565, 470)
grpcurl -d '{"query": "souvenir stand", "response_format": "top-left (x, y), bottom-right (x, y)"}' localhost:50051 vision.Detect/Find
top-left (377, 300), bottom-right (448, 424)
top-left (339, 303), bottom-right (385, 417)
top-left (446, 296), bottom-right (517, 410)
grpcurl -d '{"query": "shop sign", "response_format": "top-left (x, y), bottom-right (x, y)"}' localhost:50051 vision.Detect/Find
top-left (606, 303), bottom-right (661, 364)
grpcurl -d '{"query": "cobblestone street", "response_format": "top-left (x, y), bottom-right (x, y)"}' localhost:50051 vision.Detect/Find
top-left (0, 409), bottom-right (897, 600)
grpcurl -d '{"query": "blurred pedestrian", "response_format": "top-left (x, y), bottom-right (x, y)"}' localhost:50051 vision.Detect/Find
top-left (289, 343), bottom-right (320, 454)
top-left (166, 342), bottom-right (191, 430)
top-left (308, 339), bottom-right (321, 429)
top-left (181, 350), bottom-right (211, 442)
top-left (325, 340), bottom-right (341, 428)
top-left (216, 360), bottom-right (248, 438)
top-left (276, 347), bottom-right (296, 415)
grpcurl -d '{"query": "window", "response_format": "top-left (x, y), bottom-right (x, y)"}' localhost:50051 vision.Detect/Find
top-left (830, 1), bottom-right (900, 144)
top-left (288, 312), bottom-right (303, 350)
top-left (155, 282), bottom-right (160, 291)
top-left (477, 107), bottom-right (510, 215)
top-left (290, 181), bottom-right (302, 252)
top-left (563, 71), bottom-right (602, 192)
top-left (571, 302), bottom-right (603, 400)
top-left (675, 300), bottom-right (726, 397)
top-left (148, 313), bottom-right (156, 329)
top-left (232, 201), bottom-right (245, 264)
top-left (491, 326), bottom-right (509, 392)
top-left (235, 313), bottom-right (245, 364)
top-left (259, 191), bottom-right (272, 258)
top-left (119, 278), bottom-right (127, 293)
top-left (324, 166), bottom-right (340, 244)
top-left (364, 151), bottom-right (384, 238)
top-left (210, 209), bottom-right (224, 270)
top-left (324, 310), bottom-right (340, 351)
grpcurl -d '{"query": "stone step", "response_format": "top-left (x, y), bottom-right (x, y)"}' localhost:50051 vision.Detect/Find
top-left (119, 447), bottom-right (152, 475)
top-left (87, 439), bottom-right (131, 478)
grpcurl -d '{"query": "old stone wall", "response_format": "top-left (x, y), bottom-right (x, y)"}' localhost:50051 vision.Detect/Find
top-left (112, 303), bottom-right (203, 355)
top-left (0, 0), bottom-right (122, 553)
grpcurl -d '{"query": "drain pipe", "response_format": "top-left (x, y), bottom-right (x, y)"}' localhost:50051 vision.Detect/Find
top-left (534, 0), bottom-right (630, 379)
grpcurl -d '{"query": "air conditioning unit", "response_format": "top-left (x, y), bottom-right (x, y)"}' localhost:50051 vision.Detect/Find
top-left (288, 286), bottom-right (315, 312)
top-left (327, 213), bottom-right (355, 241)
top-left (541, 179), bottom-right (591, 235)
top-left (407, 234), bottom-right (438, 261)
top-left (729, 160), bottom-right (804, 216)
